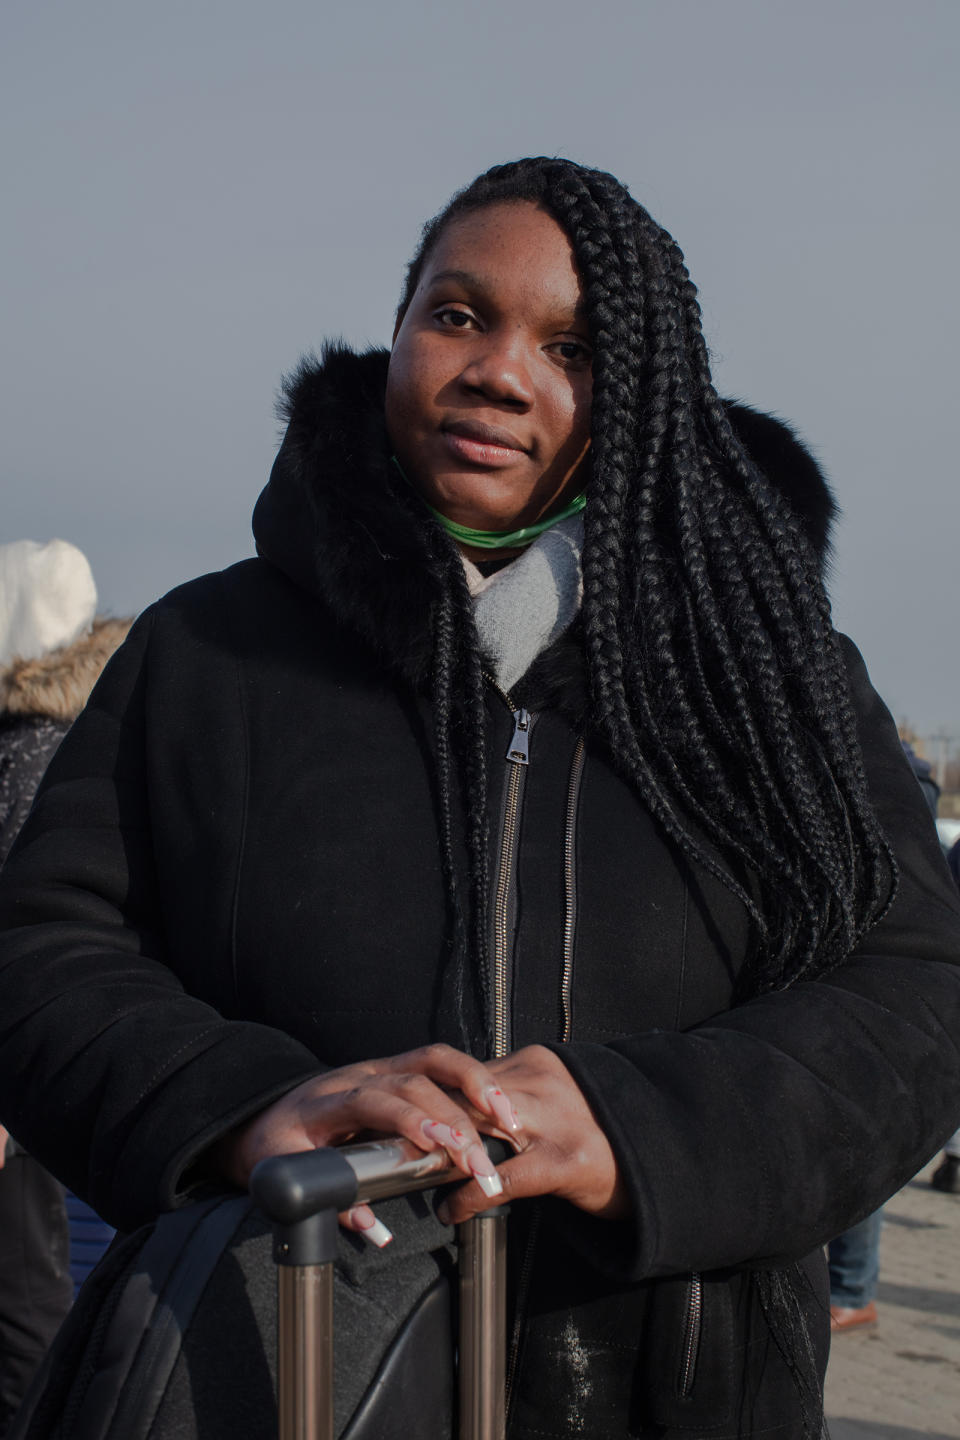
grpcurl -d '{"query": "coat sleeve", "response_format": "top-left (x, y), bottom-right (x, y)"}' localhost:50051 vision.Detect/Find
top-left (553, 635), bottom-right (960, 1281)
top-left (0, 606), bottom-right (323, 1231)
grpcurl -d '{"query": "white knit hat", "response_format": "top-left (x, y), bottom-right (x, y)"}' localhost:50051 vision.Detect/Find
top-left (0, 539), bottom-right (98, 669)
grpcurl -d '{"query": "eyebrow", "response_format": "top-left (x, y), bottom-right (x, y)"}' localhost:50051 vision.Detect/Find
top-left (428, 269), bottom-right (482, 288)
top-left (425, 268), bottom-right (589, 323)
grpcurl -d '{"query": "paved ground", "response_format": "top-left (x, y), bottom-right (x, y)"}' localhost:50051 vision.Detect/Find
top-left (824, 1157), bottom-right (960, 1439)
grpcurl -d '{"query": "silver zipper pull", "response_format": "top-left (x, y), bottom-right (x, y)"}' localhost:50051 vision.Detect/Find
top-left (507, 708), bottom-right (531, 765)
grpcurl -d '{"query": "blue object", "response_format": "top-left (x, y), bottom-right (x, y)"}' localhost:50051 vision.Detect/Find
top-left (65, 1191), bottom-right (115, 1296)
top-left (828, 1209), bottom-right (883, 1308)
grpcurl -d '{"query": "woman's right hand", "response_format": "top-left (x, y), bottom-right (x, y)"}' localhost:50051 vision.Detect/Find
top-left (212, 1044), bottom-right (522, 1244)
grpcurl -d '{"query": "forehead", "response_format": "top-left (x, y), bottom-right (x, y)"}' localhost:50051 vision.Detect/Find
top-left (422, 201), bottom-right (584, 316)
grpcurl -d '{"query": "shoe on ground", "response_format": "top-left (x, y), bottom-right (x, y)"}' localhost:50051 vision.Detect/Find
top-left (930, 1155), bottom-right (960, 1194)
top-left (830, 1301), bottom-right (878, 1333)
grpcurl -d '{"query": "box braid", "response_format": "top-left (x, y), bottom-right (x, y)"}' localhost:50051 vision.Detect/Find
top-left (406, 490), bottom-right (491, 1053)
top-left (397, 157), bottom-right (894, 1014)
top-left (433, 581), bottom-right (491, 1051)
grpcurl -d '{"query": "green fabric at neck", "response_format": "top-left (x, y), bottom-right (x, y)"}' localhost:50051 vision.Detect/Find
top-left (391, 456), bottom-right (586, 550)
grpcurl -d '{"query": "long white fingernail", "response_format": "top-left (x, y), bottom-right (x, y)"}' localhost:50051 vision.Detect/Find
top-left (349, 1208), bottom-right (394, 1248)
top-left (362, 1217), bottom-right (394, 1248)
top-left (467, 1144), bottom-right (503, 1197)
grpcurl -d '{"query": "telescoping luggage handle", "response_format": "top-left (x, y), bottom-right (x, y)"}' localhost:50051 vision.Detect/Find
top-left (251, 1136), bottom-right (511, 1440)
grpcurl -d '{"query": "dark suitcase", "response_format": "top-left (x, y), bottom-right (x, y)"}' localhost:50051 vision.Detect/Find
top-left (252, 1136), bottom-right (509, 1440)
top-left (9, 1140), bottom-right (508, 1440)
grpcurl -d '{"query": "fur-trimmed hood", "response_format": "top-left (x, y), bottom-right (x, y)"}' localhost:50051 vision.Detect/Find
top-left (253, 345), bottom-right (837, 684)
top-left (0, 617), bottom-right (133, 723)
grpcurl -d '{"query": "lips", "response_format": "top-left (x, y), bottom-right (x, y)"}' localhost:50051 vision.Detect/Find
top-left (443, 419), bottom-right (528, 451)
top-left (440, 418), bottom-right (529, 467)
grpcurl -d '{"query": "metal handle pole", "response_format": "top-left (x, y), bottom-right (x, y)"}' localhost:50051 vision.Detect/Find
top-left (253, 1157), bottom-right (357, 1440)
top-left (278, 1263), bottom-right (334, 1440)
top-left (458, 1211), bottom-right (508, 1440)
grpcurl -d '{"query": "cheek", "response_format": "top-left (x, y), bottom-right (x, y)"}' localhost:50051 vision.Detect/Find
top-left (546, 379), bottom-right (592, 462)
top-left (386, 341), bottom-right (440, 437)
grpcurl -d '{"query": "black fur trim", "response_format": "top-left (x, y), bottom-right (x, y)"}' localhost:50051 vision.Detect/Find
top-left (254, 344), bottom-right (450, 690)
top-left (725, 401), bottom-right (838, 563)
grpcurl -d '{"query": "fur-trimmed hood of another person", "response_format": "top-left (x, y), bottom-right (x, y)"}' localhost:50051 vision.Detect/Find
top-left (1, 618), bottom-right (132, 724)
top-left (1, 617), bottom-right (132, 867)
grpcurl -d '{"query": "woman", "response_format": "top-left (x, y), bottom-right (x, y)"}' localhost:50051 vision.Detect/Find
top-left (0, 539), bottom-right (128, 1436)
top-left (1, 158), bottom-right (959, 1439)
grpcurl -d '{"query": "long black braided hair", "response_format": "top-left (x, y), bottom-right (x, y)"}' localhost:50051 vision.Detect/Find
top-left (397, 156), bottom-right (894, 1034)
top-left (396, 159), bottom-right (890, 1437)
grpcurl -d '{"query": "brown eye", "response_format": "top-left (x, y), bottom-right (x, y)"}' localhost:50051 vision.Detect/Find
top-left (435, 307), bottom-right (476, 330)
top-left (548, 339), bottom-right (592, 367)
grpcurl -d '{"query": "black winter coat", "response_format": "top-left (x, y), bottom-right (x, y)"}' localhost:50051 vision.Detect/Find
top-left (1, 349), bottom-right (959, 1439)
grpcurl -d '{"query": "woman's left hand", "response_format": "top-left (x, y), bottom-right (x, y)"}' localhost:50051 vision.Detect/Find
top-left (436, 1044), bottom-right (628, 1225)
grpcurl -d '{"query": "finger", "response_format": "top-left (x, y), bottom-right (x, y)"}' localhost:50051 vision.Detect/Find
top-left (329, 1072), bottom-right (494, 1180)
top-left (383, 1045), bottom-right (523, 1136)
top-left (311, 1084), bottom-right (484, 1180)
top-left (438, 1093), bottom-right (528, 1155)
top-left (340, 1204), bottom-right (394, 1249)
top-left (436, 1150), bottom-right (551, 1225)
top-left (480, 1084), bottom-right (523, 1136)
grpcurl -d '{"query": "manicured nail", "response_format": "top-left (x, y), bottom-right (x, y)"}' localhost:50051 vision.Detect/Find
top-left (483, 1086), bottom-right (522, 1133)
top-left (421, 1119), bottom-right (469, 1151)
top-left (349, 1206), bottom-right (394, 1248)
top-left (466, 1144), bottom-right (503, 1198)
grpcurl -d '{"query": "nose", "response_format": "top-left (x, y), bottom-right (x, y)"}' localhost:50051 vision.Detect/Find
top-left (458, 329), bottom-right (534, 408)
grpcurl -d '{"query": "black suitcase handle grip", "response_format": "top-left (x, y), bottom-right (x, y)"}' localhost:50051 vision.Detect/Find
top-left (250, 1147), bottom-right (358, 1226)
top-left (251, 1135), bottom-right (512, 1226)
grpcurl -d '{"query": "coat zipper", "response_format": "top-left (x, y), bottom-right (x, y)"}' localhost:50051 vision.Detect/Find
top-left (484, 675), bottom-right (535, 1061)
top-left (483, 696), bottom-right (703, 1411)
top-left (489, 693), bottom-right (591, 1418)
top-left (506, 737), bottom-right (586, 1409)
top-left (484, 674), bottom-right (541, 1420)
top-left (678, 1272), bottom-right (703, 1398)
top-left (560, 737), bottom-right (586, 1044)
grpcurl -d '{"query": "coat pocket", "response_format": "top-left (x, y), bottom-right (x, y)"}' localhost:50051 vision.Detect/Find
top-left (637, 1271), bottom-right (738, 1430)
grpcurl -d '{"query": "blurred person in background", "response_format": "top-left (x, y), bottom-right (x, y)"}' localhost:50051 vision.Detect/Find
top-left (930, 830), bottom-right (960, 1194)
top-left (828, 741), bottom-right (943, 1331)
top-left (0, 540), bottom-right (129, 1436)
top-left (899, 741), bottom-right (940, 819)
top-left (929, 1129), bottom-right (960, 1193)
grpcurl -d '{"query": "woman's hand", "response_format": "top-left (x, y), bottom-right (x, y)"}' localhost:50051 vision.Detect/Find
top-left (436, 1045), bottom-right (628, 1225)
top-left (211, 1043), bottom-right (523, 1241)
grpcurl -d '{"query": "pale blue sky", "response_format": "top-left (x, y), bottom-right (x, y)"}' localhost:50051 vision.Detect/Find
top-left (3, 0), bottom-right (958, 734)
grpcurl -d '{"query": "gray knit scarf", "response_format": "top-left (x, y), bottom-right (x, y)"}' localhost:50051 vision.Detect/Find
top-left (461, 514), bottom-right (584, 692)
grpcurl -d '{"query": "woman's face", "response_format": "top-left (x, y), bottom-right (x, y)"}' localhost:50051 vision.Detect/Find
top-left (385, 202), bottom-right (592, 537)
